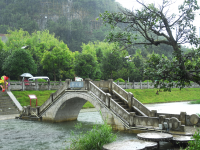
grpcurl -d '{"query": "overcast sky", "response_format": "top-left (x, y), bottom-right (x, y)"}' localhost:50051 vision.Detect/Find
top-left (115, 0), bottom-right (200, 39)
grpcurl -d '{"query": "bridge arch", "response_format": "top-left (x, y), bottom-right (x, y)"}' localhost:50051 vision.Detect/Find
top-left (42, 92), bottom-right (103, 122)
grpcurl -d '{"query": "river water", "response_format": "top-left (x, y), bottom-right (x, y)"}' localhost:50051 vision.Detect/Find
top-left (0, 101), bottom-right (199, 150)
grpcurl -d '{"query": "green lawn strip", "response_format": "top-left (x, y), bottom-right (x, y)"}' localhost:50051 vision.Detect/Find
top-left (125, 88), bottom-right (200, 104)
top-left (12, 90), bottom-right (95, 108)
top-left (12, 88), bottom-right (200, 108)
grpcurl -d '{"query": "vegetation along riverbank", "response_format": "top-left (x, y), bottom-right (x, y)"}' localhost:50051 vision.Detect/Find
top-left (12, 88), bottom-right (200, 108)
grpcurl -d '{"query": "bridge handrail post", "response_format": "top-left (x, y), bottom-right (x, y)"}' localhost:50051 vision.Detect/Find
top-left (106, 93), bottom-right (111, 108)
top-left (85, 78), bottom-right (91, 90)
top-left (129, 112), bottom-right (136, 127)
top-left (128, 92), bottom-right (133, 111)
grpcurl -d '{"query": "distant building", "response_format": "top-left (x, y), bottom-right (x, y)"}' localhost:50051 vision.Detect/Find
top-left (0, 34), bottom-right (8, 43)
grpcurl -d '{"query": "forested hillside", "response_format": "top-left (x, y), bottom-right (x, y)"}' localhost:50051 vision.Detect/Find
top-left (0, 0), bottom-right (121, 51)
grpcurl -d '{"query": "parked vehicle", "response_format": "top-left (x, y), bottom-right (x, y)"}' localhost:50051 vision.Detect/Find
top-left (75, 77), bottom-right (83, 81)
top-left (28, 76), bottom-right (49, 82)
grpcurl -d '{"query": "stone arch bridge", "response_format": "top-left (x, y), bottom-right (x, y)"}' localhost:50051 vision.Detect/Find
top-left (20, 79), bottom-right (200, 131)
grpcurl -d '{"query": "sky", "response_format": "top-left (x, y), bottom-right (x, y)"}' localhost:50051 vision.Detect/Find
top-left (115, 0), bottom-right (200, 39)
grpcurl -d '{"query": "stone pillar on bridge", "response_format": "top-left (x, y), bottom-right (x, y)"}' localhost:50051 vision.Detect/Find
top-left (128, 92), bottom-right (133, 111)
top-left (65, 79), bottom-right (70, 89)
top-left (150, 110), bottom-right (157, 117)
top-left (180, 112), bottom-right (186, 125)
top-left (129, 112), bottom-right (136, 127)
top-left (85, 78), bottom-right (91, 90)
top-left (106, 93), bottom-right (111, 108)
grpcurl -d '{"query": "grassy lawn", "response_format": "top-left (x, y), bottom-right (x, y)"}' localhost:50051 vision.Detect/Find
top-left (12, 88), bottom-right (200, 108)
top-left (125, 88), bottom-right (200, 104)
top-left (12, 90), bottom-right (94, 108)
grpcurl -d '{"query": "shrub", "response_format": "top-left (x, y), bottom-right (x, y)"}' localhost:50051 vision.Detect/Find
top-left (185, 129), bottom-right (200, 150)
top-left (95, 79), bottom-right (101, 81)
top-left (114, 78), bottom-right (125, 82)
top-left (68, 121), bottom-right (117, 150)
top-left (189, 100), bottom-right (200, 104)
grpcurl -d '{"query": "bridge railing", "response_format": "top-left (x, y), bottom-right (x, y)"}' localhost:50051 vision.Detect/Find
top-left (110, 98), bottom-right (130, 125)
top-left (39, 79), bottom-right (70, 114)
top-left (132, 97), bottom-right (151, 117)
top-left (89, 81), bottom-right (107, 105)
top-left (111, 81), bottom-right (152, 116)
top-left (112, 82), bottom-right (128, 100)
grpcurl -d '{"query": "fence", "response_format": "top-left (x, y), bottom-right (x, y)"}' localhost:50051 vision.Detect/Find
top-left (116, 80), bottom-right (200, 89)
top-left (9, 80), bottom-right (64, 91)
top-left (8, 80), bottom-right (200, 91)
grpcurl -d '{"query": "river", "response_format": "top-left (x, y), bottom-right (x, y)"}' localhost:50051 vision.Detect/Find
top-left (0, 101), bottom-right (199, 150)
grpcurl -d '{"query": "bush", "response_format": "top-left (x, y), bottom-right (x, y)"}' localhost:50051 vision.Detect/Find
top-left (185, 129), bottom-right (200, 150)
top-left (114, 78), bottom-right (125, 82)
top-left (95, 79), bottom-right (101, 81)
top-left (68, 121), bottom-right (117, 150)
top-left (189, 100), bottom-right (200, 104)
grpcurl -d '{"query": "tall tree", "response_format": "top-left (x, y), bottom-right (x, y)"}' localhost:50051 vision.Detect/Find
top-left (2, 48), bottom-right (37, 79)
top-left (102, 52), bottom-right (123, 79)
top-left (41, 44), bottom-right (72, 81)
top-left (74, 53), bottom-right (98, 79)
top-left (100, 0), bottom-right (200, 88)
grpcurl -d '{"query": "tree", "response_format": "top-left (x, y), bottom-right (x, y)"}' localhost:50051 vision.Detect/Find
top-left (41, 44), bottom-right (72, 81)
top-left (102, 52), bottom-right (123, 79)
top-left (100, 0), bottom-right (200, 88)
top-left (2, 48), bottom-right (37, 79)
top-left (74, 53), bottom-right (98, 79)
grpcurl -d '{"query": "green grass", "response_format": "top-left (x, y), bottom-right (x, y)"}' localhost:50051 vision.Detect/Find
top-left (12, 88), bottom-right (200, 108)
top-left (12, 90), bottom-right (94, 108)
top-left (125, 88), bottom-right (200, 104)
top-left (12, 90), bottom-right (56, 107)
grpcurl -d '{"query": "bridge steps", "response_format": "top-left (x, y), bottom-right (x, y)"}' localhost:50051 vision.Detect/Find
top-left (0, 92), bottom-right (19, 115)
top-left (111, 92), bottom-right (140, 115)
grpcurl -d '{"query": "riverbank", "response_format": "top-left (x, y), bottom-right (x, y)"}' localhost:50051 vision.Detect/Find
top-left (125, 88), bottom-right (200, 104)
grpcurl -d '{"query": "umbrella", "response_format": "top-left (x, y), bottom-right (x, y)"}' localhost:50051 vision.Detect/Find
top-left (20, 73), bottom-right (33, 78)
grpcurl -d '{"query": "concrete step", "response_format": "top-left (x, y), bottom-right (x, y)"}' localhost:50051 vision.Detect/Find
top-left (0, 97), bottom-right (11, 101)
top-left (0, 102), bottom-right (16, 105)
top-left (0, 99), bottom-right (15, 102)
top-left (116, 102), bottom-right (124, 105)
top-left (0, 111), bottom-right (19, 115)
top-left (0, 110), bottom-right (19, 114)
top-left (121, 105), bottom-right (128, 109)
top-left (0, 106), bottom-right (18, 110)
